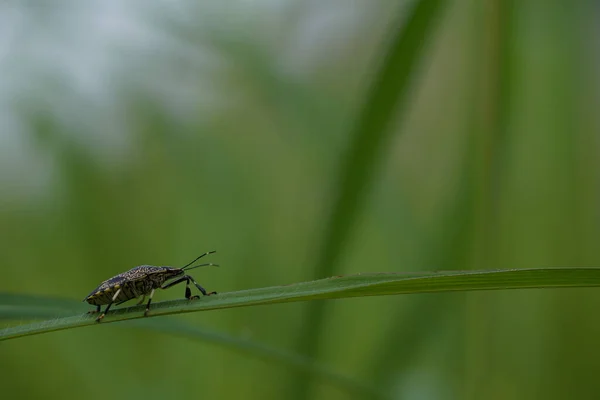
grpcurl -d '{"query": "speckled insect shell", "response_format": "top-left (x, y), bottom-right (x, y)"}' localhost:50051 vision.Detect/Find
top-left (84, 266), bottom-right (182, 306)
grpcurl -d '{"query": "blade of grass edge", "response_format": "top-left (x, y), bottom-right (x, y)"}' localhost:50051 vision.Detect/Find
top-left (2, 268), bottom-right (600, 342)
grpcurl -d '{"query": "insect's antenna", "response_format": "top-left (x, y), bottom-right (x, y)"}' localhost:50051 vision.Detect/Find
top-left (181, 251), bottom-right (216, 270)
top-left (184, 262), bottom-right (220, 271)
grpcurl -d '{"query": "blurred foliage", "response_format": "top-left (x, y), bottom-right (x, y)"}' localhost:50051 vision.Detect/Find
top-left (1, 1), bottom-right (600, 400)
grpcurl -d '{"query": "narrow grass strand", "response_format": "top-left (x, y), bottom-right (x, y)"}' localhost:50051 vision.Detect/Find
top-left (295, 0), bottom-right (449, 397)
top-left (2, 268), bottom-right (599, 341)
top-left (0, 295), bottom-right (382, 399)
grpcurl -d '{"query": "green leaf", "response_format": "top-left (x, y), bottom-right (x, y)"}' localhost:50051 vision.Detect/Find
top-left (295, 0), bottom-right (449, 397)
top-left (0, 294), bottom-right (381, 399)
top-left (2, 268), bottom-right (599, 342)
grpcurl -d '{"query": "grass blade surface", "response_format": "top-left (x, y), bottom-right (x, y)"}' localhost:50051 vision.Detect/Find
top-left (2, 268), bottom-right (599, 341)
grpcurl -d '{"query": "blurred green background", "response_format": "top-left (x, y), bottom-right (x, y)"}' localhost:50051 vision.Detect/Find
top-left (1, 1), bottom-right (600, 399)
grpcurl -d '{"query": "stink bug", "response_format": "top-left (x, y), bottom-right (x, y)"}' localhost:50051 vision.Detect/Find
top-left (84, 251), bottom-right (218, 322)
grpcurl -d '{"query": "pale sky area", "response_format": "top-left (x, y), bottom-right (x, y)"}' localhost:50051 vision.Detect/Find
top-left (0, 1), bottom-right (375, 199)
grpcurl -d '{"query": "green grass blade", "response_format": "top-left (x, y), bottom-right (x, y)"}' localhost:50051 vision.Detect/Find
top-left (0, 294), bottom-right (381, 398)
top-left (312, 0), bottom-right (448, 277)
top-left (296, 0), bottom-right (448, 397)
top-left (2, 268), bottom-right (599, 341)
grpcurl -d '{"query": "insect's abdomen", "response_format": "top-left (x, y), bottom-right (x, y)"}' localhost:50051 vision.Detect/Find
top-left (85, 279), bottom-right (156, 306)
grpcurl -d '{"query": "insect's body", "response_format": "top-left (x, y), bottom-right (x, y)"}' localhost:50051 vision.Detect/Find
top-left (84, 266), bottom-right (182, 306)
top-left (84, 252), bottom-right (218, 321)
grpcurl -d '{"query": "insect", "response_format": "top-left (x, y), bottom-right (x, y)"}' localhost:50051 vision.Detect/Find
top-left (84, 251), bottom-right (218, 322)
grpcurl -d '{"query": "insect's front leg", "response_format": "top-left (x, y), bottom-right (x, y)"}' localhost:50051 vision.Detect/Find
top-left (190, 277), bottom-right (217, 299)
top-left (162, 276), bottom-right (193, 299)
top-left (162, 275), bottom-right (216, 300)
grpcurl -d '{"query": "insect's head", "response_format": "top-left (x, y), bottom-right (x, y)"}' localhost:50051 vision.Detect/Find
top-left (177, 250), bottom-right (219, 274)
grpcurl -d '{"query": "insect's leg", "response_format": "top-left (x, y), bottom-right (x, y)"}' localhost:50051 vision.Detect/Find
top-left (162, 276), bottom-right (188, 290)
top-left (144, 289), bottom-right (155, 317)
top-left (96, 288), bottom-right (122, 322)
top-left (162, 275), bottom-right (215, 299)
top-left (162, 276), bottom-right (193, 298)
top-left (97, 304), bottom-right (112, 322)
top-left (186, 277), bottom-right (197, 300)
top-left (186, 283), bottom-right (192, 299)
top-left (136, 294), bottom-right (146, 305)
top-left (189, 275), bottom-right (217, 298)
top-left (87, 305), bottom-right (101, 314)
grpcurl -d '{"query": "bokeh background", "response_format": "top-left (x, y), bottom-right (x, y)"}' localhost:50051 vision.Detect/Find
top-left (1, 1), bottom-right (600, 399)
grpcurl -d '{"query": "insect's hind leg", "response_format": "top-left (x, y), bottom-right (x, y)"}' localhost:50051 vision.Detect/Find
top-left (87, 305), bottom-right (101, 314)
top-left (143, 289), bottom-right (155, 317)
top-left (96, 288), bottom-right (122, 322)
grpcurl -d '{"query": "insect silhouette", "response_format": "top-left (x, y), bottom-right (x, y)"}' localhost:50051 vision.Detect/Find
top-left (84, 251), bottom-right (218, 322)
